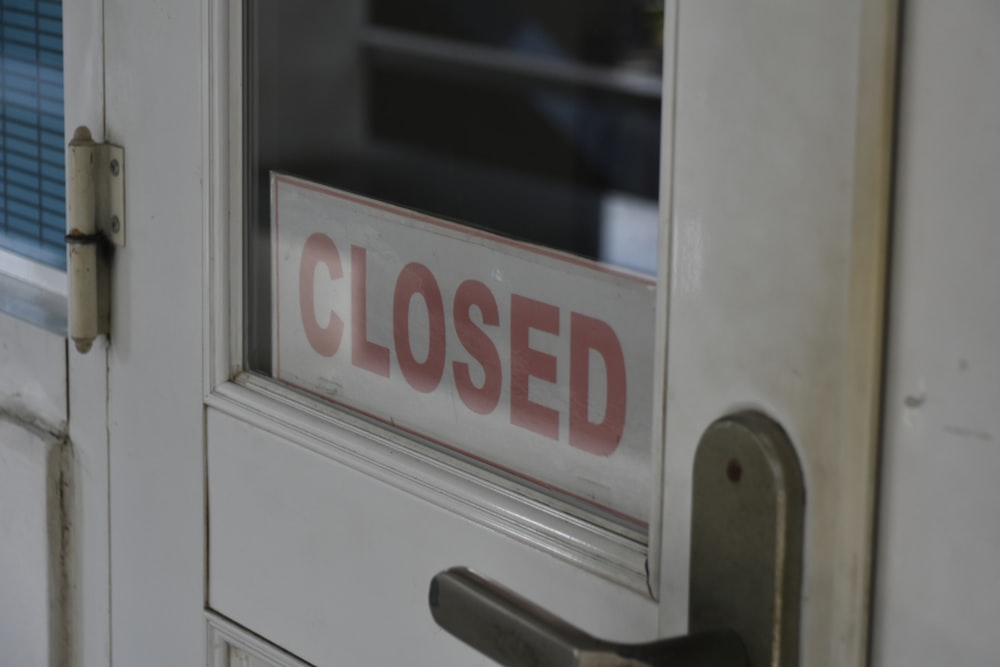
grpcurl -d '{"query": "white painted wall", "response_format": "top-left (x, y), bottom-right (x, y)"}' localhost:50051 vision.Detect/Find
top-left (0, 309), bottom-right (68, 667)
top-left (872, 1), bottom-right (1000, 665)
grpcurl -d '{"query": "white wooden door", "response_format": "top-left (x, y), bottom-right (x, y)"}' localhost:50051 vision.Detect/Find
top-left (77, 1), bottom-right (898, 666)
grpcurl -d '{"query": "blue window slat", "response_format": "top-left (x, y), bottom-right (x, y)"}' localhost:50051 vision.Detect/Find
top-left (2, 59), bottom-right (36, 76)
top-left (6, 121), bottom-right (39, 141)
top-left (40, 83), bottom-right (60, 102)
top-left (39, 130), bottom-right (60, 150)
top-left (41, 205), bottom-right (62, 222)
top-left (38, 49), bottom-right (58, 68)
top-left (41, 208), bottom-right (62, 226)
top-left (6, 135), bottom-right (40, 156)
top-left (8, 214), bottom-right (41, 235)
top-left (39, 163), bottom-right (61, 181)
top-left (37, 2), bottom-right (59, 19)
top-left (42, 219), bottom-right (66, 235)
top-left (40, 206), bottom-right (62, 223)
top-left (41, 194), bottom-right (60, 211)
top-left (3, 76), bottom-right (38, 98)
top-left (40, 228), bottom-right (62, 246)
top-left (38, 103), bottom-right (58, 117)
top-left (5, 104), bottom-right (38, 124)
top-left (38, 64), bottom-right (59, 84)
top-left (7, 209), bottom-right (42, 230)
top-left (41, 175), bottom-right (63, 192)
top-left (4, 0), bottom-right (40, 11)
top-left (4, 26), bottom-right (38, 46)
top-left (38, 34), bottom-right (58, 51)
top-left (40, 220), bottom-right (62, 235)
top-left (4, 73), bottom-right (39, 94)
top-left (40, 204), bottom-right (62, 222)
top-left (2, 58), bottom-right (35, 78)
top-left (6, 152), bottom-right (38, 173)
top-left (3, 11), bottom-right (35, 29)
top-left (39, 129), bottom-right (61, 147)
top-left (44, 182), bottom-right (62, 194)
top-left (5, 89), bottom-right (41, 108)
top-left (6, 169), bottom-right (37, 189)
top-left (38, 114), bottom-right (59, 132)
top-left (2, 7), bottom-right (35, 20)
top-left (3, 43), bottom-right (35, 60)
top-left (7, 184), bottom-right (40, 205)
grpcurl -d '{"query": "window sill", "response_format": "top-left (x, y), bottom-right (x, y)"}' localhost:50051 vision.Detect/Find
top-left (0, 271), bottom-right (67, 337)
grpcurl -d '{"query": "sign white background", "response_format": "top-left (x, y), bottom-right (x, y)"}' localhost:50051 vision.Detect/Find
top-left (272, 175), bottom-right (656, 524)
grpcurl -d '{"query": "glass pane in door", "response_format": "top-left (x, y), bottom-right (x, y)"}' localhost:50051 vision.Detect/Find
top-left (245, 0), bottom-right (664, 535)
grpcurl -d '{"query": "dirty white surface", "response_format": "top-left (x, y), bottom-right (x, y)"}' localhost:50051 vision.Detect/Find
top-left (62, 0), bottom-right (113, 665)
top-left (0, 421), bottom-right (63, 667)
top-left (0, 311), bottom-right (67, 667)
top-left (872, 1), bottom-right (1000, 665)
top-left (0, 311), bottom-right (67, 431)
top-left (208, 409), bottom-right (657, 667)
top-left (658, 1), bottom-right (893, 664)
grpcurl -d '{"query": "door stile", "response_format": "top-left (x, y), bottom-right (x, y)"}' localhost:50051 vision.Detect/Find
top-left (64, 0), bottom-right (110, 664)
top-left (658, 2), bottom-right (898, 664)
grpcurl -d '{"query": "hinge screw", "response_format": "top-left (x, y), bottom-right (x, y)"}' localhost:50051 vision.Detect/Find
top-left (110, 159), bottom-right (120, 177)
top-left (111, 216), bottom-right (121, 234)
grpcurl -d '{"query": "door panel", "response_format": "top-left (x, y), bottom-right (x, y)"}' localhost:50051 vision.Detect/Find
top-left (208, 410), bottom-right (656, 665)
top-left (0, 312), bottom-right (66, 667)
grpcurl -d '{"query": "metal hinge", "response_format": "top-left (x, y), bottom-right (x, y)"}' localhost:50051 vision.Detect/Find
top-left (66, 126), bottom-right (125, 353)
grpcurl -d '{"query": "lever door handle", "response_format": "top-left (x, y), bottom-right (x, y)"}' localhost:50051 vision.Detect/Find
top-left (429, 412), bottom-right (805, 667)
top-left (430, 567), bottom-right (747, 667)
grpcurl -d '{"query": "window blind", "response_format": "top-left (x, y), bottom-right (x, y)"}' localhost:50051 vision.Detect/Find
top-left (0, 0), bottom-right (64, 269)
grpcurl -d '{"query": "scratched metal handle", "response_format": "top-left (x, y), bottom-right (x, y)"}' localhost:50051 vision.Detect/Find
top-left (429, 568), bottom-right (748, 667)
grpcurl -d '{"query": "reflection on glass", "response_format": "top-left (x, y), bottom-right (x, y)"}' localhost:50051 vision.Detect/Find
top-left (245, 0), bottom-right (663, 532)
top-left (248, 0), bottom-right (662, 277)
top-left (371, 0), bottom-right (663, 71)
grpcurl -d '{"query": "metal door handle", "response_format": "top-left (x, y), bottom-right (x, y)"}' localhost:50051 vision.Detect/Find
top-left (429, 412), bottom-right (805, 667)
top-left (430, 567), bottom-right (747, 667)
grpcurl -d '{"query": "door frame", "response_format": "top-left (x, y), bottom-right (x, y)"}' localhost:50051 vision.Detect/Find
top-left (64, 0), bottom-right (111, 665)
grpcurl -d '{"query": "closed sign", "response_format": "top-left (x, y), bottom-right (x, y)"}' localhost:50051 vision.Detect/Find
top-left (272, 175), bottom-right (656, 525)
